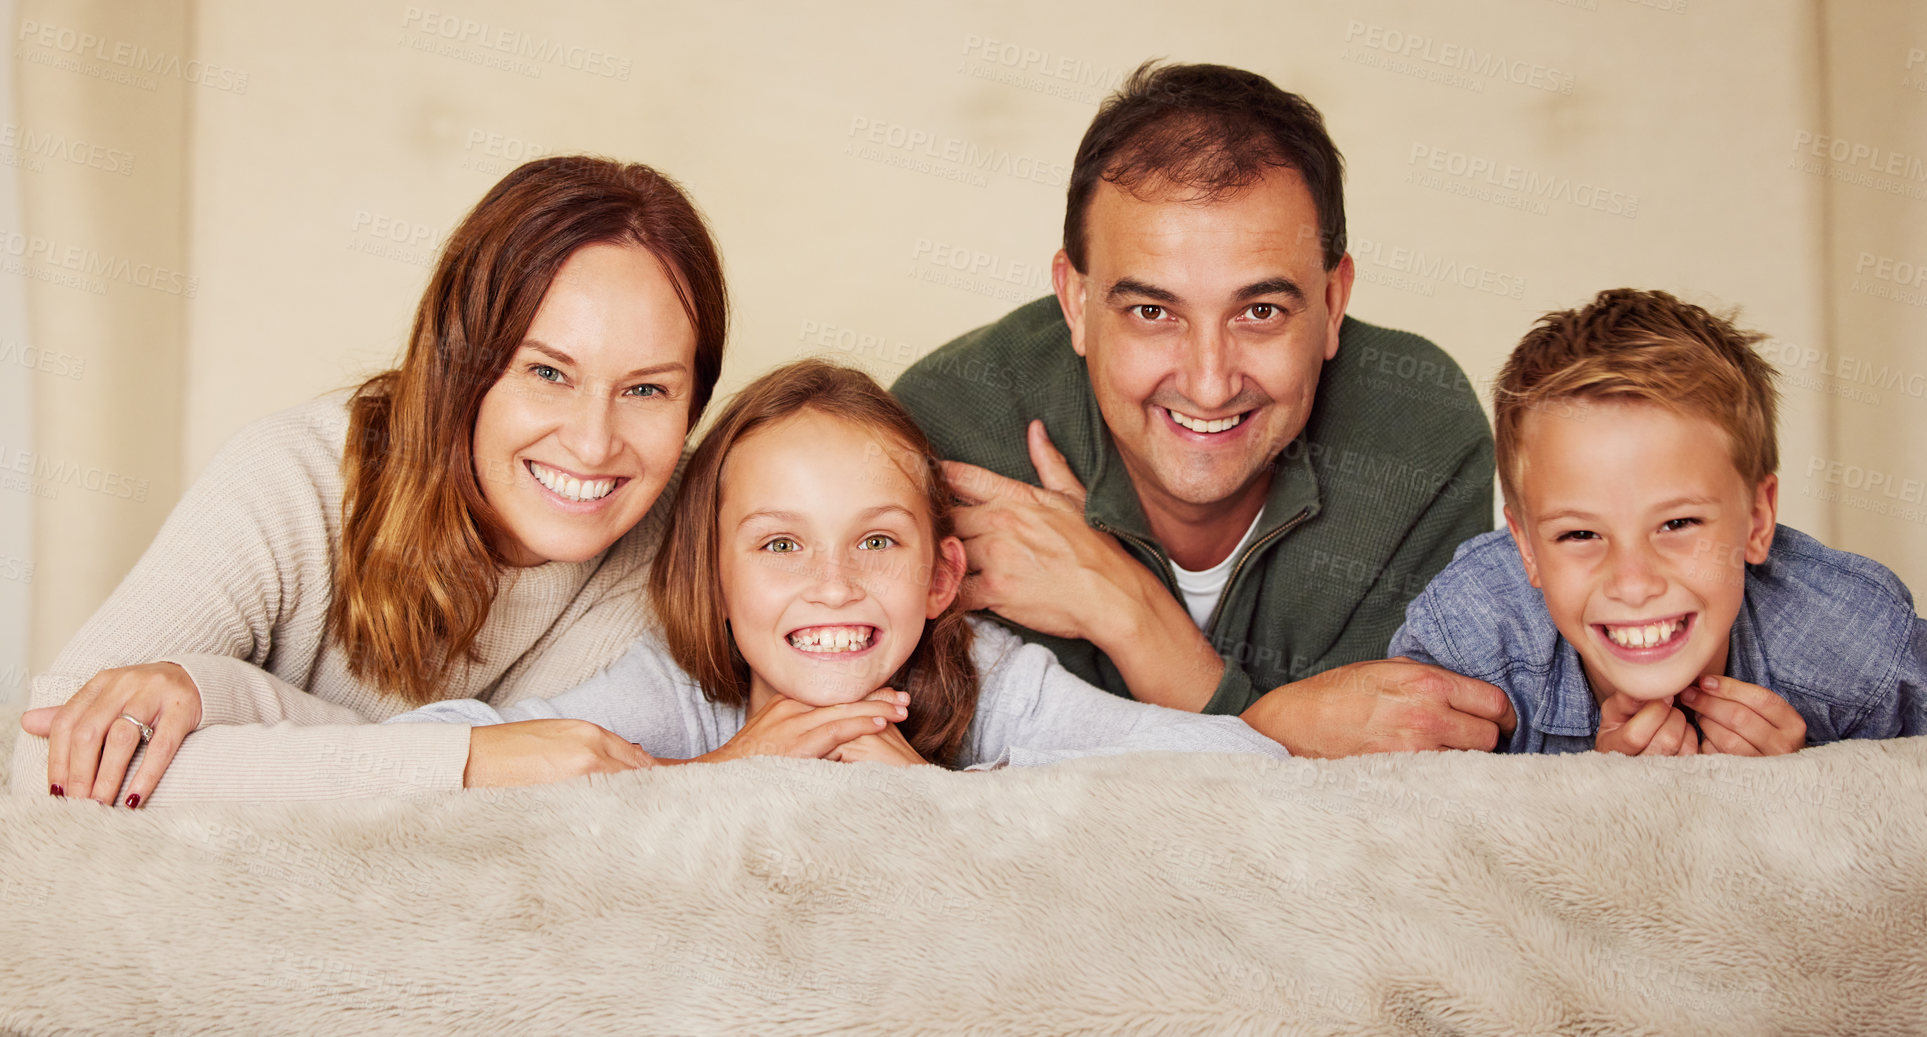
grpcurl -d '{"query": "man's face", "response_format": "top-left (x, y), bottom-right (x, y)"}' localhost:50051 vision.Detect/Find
top-left (1055, 170), bottom-right (1354, 520)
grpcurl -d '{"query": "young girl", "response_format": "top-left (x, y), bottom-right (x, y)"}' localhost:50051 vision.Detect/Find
top-left (390, 360), bottom-right (1288, 771)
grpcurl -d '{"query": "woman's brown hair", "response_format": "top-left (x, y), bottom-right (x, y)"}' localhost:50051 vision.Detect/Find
top-left (649, 360), bottom-right (979, 767)
top-left (330, 156), bottom-right (728, 705)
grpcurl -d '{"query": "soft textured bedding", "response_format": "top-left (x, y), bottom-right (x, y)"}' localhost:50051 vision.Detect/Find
top-left (1, 707), bottom-right (1922, 1036)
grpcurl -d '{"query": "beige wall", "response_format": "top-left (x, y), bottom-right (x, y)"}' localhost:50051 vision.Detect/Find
top-left (7, 0), bottom-right (1924, 692)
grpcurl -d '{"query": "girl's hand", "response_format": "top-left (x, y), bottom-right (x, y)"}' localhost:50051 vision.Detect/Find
top-left (828, 721), bottom-right (928, 767)
top-left (1595, 692), bottom-right (1699, 756)
top-left (464, 719), bottom-right (656, 787)
top-left (1680, 675), bottom-right (1806, 756)
top-left (22, 661), bottom-right (203, 807)
top-left (701, 688), bottom-right (909, 764)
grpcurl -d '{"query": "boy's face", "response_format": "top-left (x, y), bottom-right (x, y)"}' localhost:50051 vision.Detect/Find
top-left (1503, 398), bottom-right (1778, 705)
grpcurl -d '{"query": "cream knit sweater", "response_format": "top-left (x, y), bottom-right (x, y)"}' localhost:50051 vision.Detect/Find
top-left (9, 392), bottom-right (674, 803)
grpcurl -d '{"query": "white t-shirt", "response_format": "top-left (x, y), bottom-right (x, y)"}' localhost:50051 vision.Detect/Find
top-left (1170, 507), bottom-right (1265, 630)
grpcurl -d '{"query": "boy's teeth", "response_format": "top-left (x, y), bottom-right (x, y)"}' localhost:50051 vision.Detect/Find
top-left (787, 626), bottom-right (875, 653)
top-left (1604, 619), bottom-right (1684, 649)
top-left (529, 461), bottom-right (616, 502)
top-left (1169, 408), bottom-right (1245, 434)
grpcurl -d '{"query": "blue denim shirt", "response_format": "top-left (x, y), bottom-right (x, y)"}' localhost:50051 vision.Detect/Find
top-left (1388, 525), bottom-right (1927, 754)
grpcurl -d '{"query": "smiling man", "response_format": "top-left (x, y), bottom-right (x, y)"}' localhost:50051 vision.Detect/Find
top-left (893, 62), bottom-right (1514, 756)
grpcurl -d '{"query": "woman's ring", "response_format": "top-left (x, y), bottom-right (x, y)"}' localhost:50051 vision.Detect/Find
top-left (117, 713), bottom-right (155, 743)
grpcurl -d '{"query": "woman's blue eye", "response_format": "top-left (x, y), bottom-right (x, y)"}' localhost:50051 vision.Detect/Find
top-left (531, 364), bottom-right (563, 383)
top-left (860, 535), bottom-right (895, 551)
top-left (763, 538), bottom-right (798, 553)
top-left (624, 384), bottom-right (663, 398)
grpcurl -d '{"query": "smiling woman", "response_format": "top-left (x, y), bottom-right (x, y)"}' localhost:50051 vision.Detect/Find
top-left (11, 156), bottom-right (729, 806)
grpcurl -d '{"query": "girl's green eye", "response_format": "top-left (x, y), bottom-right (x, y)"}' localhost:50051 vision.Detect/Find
top-left (860, 535), bottom-right (895, 550)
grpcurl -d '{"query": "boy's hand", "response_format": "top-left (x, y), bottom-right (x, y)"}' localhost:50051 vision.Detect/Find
top-left (1680, 675), bottom-right (1806, 756)
top-left (828, 722), bottom-right (928, 767)
top-left (1596, 693), bottom-right (1700, 756)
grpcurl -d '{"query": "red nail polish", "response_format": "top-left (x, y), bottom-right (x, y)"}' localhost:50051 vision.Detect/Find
top-left (123, 793), bottom-right (140, 809)
top-left (49, 784), bottom-right (63, 797)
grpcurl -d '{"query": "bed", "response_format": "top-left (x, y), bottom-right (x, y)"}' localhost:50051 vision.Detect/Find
top-left (1, 708), bottom-right (1922, 1035)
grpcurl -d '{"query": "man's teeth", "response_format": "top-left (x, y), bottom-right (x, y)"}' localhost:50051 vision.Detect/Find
top-left (787, 626), bottom-right (875, 653)
top-left (1168, 408), bottom-right (1245, 434)
top-left (1604, 618), bottom-right (1686, 649)
top-left (530, 461), bottom-right (616, 502)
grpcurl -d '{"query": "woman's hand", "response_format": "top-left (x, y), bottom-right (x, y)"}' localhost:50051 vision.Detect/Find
top-left (828, 721), bottom-right (928, 767)
top-left (21, 661), bottom-right (203, 807)
top-left (698, 688), bottom-right (909, 765)
top-left (463, 719), bottom-right (657, 788)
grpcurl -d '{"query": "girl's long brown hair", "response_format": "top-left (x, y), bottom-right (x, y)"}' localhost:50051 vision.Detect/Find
top-left (330, 156), bottom-right (728, 705)
top-left (649, 360), bottom-right (979, 767)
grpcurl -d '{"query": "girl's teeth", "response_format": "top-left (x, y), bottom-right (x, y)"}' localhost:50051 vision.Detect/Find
top-left (788, 626), bottom-right (875, 653)
top-left (1606, 619), bottom-right (1683, 649)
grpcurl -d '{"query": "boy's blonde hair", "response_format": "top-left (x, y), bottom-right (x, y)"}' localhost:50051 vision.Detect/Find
top-left (1493, 288), bottom-right (1781, 505)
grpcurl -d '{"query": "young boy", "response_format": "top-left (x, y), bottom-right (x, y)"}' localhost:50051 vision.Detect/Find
top-left (1388, 289), bottom-right (1926, 755)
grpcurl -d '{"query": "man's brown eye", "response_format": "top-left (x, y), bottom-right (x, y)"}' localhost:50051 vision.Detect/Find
top-left (1250, 304), bottom-right (1275, 320)
top-left (1135, 305), bottom-right (1163, 321)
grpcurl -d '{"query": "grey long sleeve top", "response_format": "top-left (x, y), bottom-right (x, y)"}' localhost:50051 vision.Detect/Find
top-left (388, 617), bottom-right (1291, 769)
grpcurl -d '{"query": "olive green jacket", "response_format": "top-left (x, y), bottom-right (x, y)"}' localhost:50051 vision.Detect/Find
top-left (893, 296), bottom-right (1494, 715)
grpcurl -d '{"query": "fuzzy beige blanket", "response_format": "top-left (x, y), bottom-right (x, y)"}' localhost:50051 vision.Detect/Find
top-left (1, 710), bottom-right (1923, 1036)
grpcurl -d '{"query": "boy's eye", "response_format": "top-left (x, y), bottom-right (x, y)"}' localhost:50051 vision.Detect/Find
top-left (1554, 529), bottom-right (1599, 543)
top-left (1661, 517), bottom-right (1701, 532)
top-left (859, 534), bottom-right (895, 551)
top-left (762, 537), bottom-right (799, 554)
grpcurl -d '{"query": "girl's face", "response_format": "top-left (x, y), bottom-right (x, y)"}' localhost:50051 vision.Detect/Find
top-left (472, 243), bottom-right (698, 567)
top-left (716, 409), bottom-right (966, 711)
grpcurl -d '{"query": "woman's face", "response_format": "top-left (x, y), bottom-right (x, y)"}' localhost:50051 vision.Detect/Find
top-left (473, 242), bottom-right (699, 567)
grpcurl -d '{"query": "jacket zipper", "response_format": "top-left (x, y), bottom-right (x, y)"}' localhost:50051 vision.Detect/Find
top-left (1202, 505), bottom-right (1313, 636)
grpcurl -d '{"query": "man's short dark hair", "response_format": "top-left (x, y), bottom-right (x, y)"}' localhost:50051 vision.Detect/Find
top-left (1064, 61), bottom-right (1347, 272)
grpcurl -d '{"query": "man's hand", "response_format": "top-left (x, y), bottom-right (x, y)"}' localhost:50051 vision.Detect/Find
top-left (944, 420), bottom-right (1143, 643)
top-left (944, 420), bottom-right (1223, 709)
top-left (1596, 693), bottom-right (1699, 756)
top-left (1680, 675), bottom-right (1806, 756)
top-left (1241, 658), bottom-right (1516, 757)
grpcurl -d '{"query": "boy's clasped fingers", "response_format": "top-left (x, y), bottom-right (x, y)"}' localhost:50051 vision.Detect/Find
top-left (1680, 676), bottom-right (1806, 756)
